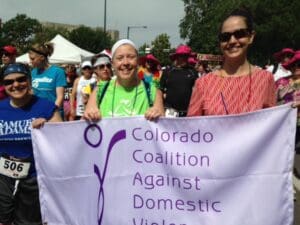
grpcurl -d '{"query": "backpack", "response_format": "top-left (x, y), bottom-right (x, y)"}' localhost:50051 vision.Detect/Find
top-left (98, 79), bottom-right (153, 108)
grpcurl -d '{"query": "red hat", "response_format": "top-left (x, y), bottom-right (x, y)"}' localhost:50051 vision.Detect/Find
top-left (188, 57), bottom-right (197, 66)
top-left (1, 45), bottom-right (17, 55)
top-left (282, 50), bottom-right (300, 70)
top-left (170, 45), bottom-right (192, 61)
top-left (139, 54), bottom-right (160, 66)
top-left (273, 48), bottom-right (295, 62)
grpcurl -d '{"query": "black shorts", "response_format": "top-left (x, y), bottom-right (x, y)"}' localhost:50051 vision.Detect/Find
top-left (0, 174), bottom-right (42, 225)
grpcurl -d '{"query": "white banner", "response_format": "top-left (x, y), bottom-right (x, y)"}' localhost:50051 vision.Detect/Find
top-left (32, 104), bottom-right (296, 225)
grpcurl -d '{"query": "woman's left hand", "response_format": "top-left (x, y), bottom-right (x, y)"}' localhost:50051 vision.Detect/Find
top-left (32, 118), bottom-right (47, 129)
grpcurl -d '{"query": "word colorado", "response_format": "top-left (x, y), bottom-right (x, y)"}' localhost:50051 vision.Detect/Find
top-left (131, 128), bottom-right (214, 143)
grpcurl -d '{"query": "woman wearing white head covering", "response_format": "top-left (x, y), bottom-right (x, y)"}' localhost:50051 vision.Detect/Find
top-left (83, 39), bottom-right (164, 120)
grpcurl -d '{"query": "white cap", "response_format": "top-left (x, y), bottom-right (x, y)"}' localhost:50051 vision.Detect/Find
top-left (93, 56), bottom-right (111, 67)
top-left (81, 60), bottom-right (92, 68)
top-left (111, 39), bottom-right (137, 58)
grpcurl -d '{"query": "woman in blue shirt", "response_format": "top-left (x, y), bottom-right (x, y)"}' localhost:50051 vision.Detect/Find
top-left (0, 63), bottom-right (62, 225)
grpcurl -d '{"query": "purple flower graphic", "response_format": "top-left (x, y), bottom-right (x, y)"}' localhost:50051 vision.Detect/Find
top-left (84, 124), bottom-right (126, 225)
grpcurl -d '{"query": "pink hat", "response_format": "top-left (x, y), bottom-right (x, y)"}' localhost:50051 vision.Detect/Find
top-left (188, 57), bottom-right (197, 66)
top-left (139, 54), bottom-right (160, 66)
top-left (282, 50), bottom-right (300, 70)
top-left (273, 48), bottom-right (295, 62)
top-left (1, 45), bottom-right (17, 55)
top-left (170, 45), bottom-right (192, 61)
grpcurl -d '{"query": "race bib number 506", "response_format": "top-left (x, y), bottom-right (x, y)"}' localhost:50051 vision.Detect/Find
top-left (0, 157), bottom-right (30, 178)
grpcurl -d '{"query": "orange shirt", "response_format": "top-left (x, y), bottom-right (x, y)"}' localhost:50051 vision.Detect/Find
top-left (187, 68), bottom-right (276, 116)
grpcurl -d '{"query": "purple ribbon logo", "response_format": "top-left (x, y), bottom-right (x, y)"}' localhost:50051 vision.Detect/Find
top-left (84, 123), bottom-right (126, 225)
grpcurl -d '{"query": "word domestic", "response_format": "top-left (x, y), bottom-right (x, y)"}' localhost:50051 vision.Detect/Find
top-left (132, 128), bottom-right (214, 143)
top-left (134, 195), bottom-right (221, 212)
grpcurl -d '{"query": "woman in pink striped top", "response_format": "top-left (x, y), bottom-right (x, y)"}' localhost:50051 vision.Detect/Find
top-left (188, 8), bottom-right (276, 116)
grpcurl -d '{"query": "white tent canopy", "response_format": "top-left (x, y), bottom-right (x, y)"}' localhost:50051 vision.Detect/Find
top-left (16, 34), bottom-right (95, 64)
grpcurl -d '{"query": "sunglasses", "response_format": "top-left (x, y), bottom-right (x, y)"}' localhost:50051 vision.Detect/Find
top-left (82, 66), bottom-right (92, 70)
top-left (3, 76), bottom-right (28, 86)
top-left (1, 52), bottom-right (13, 57)
top-left (218, 28), bottom-right (250, 42)
top-left (293, 62), bottom-right (300, 68)
top-left (284, 53), bottom-right (294, 58)
top-left (94, 63), bottom-right (112, 70)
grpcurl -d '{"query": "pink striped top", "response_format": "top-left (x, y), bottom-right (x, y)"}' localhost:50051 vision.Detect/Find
top-left (187, 68), bottom-right (276, 116)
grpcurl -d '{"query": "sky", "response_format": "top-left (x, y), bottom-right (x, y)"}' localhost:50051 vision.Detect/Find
top-left (1, 0), bottom-right (186, 48)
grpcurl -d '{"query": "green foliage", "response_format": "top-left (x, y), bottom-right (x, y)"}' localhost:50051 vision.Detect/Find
top-left (1, 14), bottom-right (42, 53)
top-left (69, 26), bottom-right (113, 54)
top-left (180, 0), bottom-right (300, 65)
top-left (151, 33), bottom-right (172, 66)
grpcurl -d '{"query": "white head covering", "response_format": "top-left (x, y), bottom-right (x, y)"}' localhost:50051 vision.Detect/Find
top-left (111, 39), bottom-right (137, 58)
top-left (93, 56), bottom-right (111, 67)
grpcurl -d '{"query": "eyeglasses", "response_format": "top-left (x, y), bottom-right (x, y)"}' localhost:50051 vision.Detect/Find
top-left (82, 66), bottom-right (92, 70)
top-left (3, 76), bottom-right (28, 86)
top-left (218, 28), bottom-right (250, 42)
top-left (94, 63), bottom-right (112, 70)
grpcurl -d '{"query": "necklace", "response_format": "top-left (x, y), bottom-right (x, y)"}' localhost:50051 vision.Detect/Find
top-left (111, 79), bottom-right (138, 117)
top-left (219, 63), bottom-right (252, 114)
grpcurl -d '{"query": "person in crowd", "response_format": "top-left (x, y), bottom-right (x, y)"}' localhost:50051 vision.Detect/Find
top-left (158, 45), bottom-right (198, 117)
top-left (276, 51), bottom-right (300, 150)
top-left (267, 48), bottom-right (295, 81)
top-left (83, 39), bottom-right (164, 120)
top-left (0, 45), bottom-right (17, 100)
top-left (70, 60), bottom-right (96, 120)
top-left (63, 64), bottom-right (77, 121)
top-left (188, 7), bottom-right (276, 116)
top-left (276, 50), bottom-right (300, 200)
top-left (92, 53), bottom-right (113, 84)
top-left (195, 61), bottom-right (209, 77)
top-left (188, 56), bottom-right (198, 69)
top-left (29, 42), bottom-right (67, 117)
top-left (138, 54), bottom-right (161, 88)
top-left (0, 63), bottom-right (62, 225)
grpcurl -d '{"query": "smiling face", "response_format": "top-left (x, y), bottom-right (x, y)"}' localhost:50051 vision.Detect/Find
top-left (112, 44), bottom-right (138, 84)
top-left (3, 73), bottom-right (31, 100)
top-left (219, 16), bottom-right (254, 61)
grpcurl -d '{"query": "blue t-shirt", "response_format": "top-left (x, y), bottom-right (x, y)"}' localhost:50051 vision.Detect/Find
top-left (31, 65), bottom-right (67, 103)
top-left (0, 96), bottom-right (56, 176)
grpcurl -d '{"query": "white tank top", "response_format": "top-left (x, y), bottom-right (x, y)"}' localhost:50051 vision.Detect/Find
top-left (76, 76), bottom-right (96, 116)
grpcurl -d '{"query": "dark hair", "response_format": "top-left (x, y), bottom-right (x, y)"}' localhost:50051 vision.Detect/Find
top-left (220, 7), bottom-right (254, 32)
top-left (30, 42), bottom-right (54, 58)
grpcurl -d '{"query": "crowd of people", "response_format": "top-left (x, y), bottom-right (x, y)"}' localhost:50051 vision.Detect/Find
top-left (0, 6), bottom-right (299, 225)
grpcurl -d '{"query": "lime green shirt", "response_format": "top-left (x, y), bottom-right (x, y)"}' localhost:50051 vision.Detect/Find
top-left (97, 78), bottom-right (156, 117)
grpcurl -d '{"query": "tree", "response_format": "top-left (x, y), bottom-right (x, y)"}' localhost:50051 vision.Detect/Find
top-left (1, 14), bottom-right (42, 53)
top-left (69, 26), bottom-right (113, 53)
top-left (151, 33), bottom-right (172, 66)
top-left (139, 43), bottom-right (150, 56)
top-left (180, 0), bottom-right (300, 65)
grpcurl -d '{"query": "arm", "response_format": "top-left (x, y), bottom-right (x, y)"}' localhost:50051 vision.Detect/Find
top-left (83, 87), bottom-right (102, 121)
top-left (144, 89), bottom-right (165, 121)
top-left (69, 78), bottom-right (79, 118)
top-left (55, 87), bottom-right (65, 108)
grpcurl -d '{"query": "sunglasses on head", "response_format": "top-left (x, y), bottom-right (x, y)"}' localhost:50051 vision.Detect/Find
top-left (218, 28), bottom-right (250, 42)
top-left (3, 76), bottom-right (28, 86)
top-left (94, 63), bottom-right (112, 70)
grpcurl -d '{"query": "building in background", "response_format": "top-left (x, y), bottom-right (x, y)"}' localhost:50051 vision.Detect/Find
top-left (41, 21), bottom-right (119, 40)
